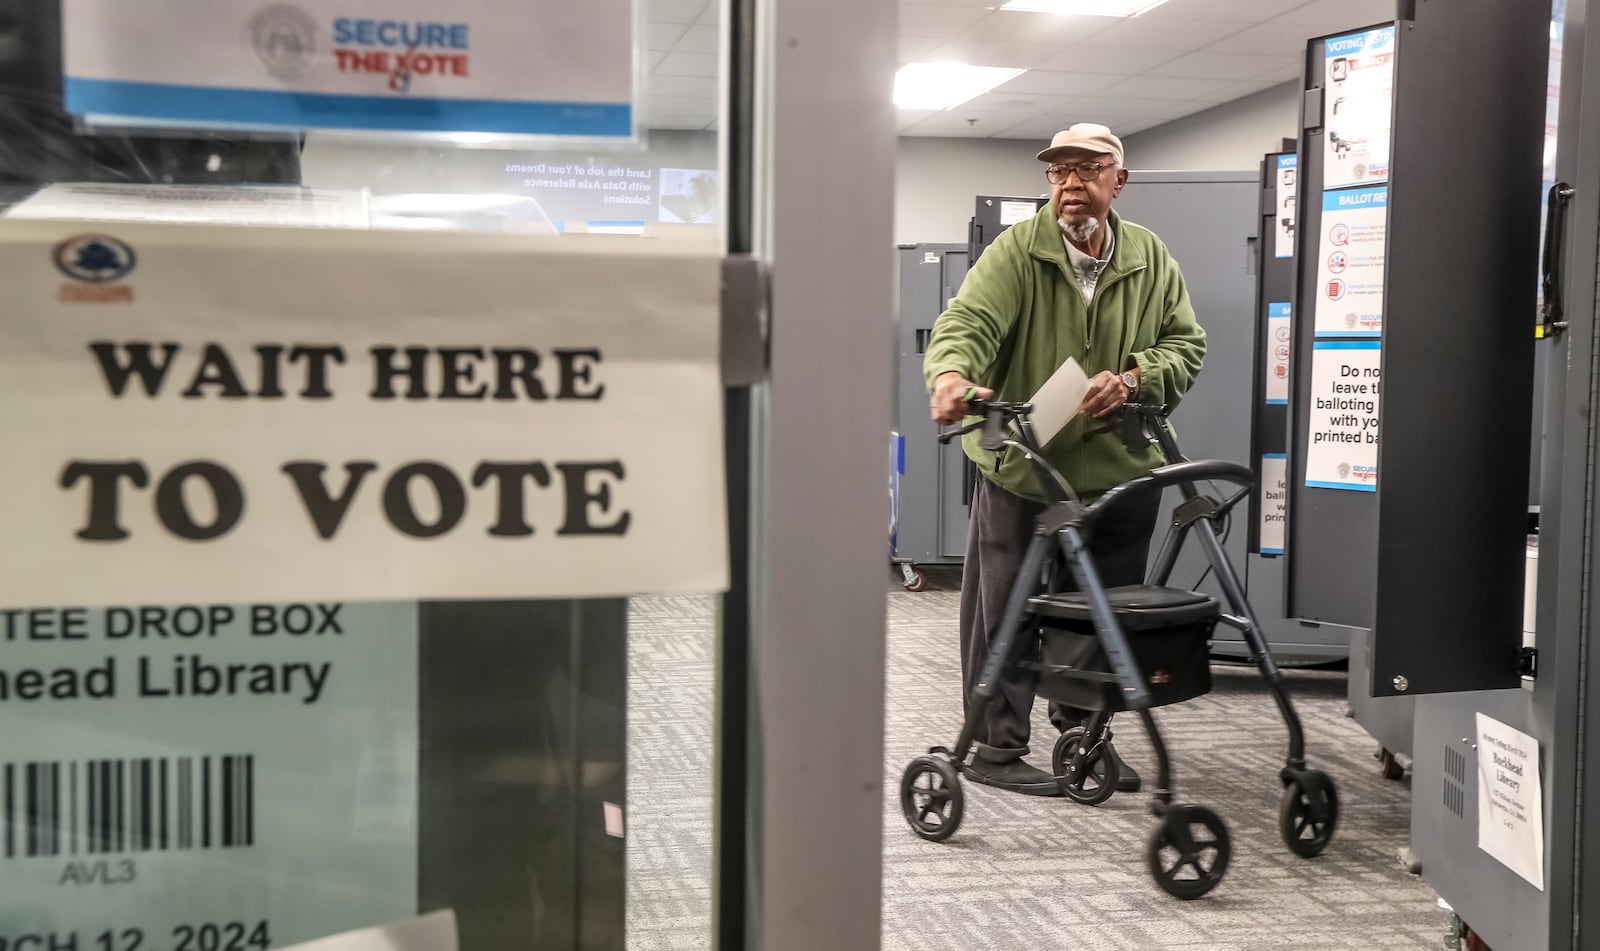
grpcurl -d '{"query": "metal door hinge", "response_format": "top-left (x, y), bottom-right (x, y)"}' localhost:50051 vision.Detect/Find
top-left (722, 254), bottom-right (770, 386)
top-left (1520, 646), bottom-right (1538, 679)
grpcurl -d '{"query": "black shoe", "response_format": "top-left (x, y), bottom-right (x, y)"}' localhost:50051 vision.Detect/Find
top-left (1107, 746), bottom-right (1142, 793)
top-left (965, 758), bottom-right (1063, 796)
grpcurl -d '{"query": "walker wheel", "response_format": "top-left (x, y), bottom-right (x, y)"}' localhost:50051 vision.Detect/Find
top-left (1147, 805), bottom-right (1230, 900)
top-left (1280, 771), bottom-right (1339, 857)
top-left (1051, 727), bottom-right (1120, 806)
top-left (904, 568), bottom-right (929, 592)
top-left (900, 755), bottom-right (963, 842)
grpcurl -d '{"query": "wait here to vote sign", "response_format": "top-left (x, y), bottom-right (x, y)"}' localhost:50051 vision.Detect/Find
top-left (0, 222), bottom-right (727, 607)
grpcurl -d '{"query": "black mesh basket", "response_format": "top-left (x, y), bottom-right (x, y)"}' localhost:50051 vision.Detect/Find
top-left (1032, 615), bottom-right (1216, 712)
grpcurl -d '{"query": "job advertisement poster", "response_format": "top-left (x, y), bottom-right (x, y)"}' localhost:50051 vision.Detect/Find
top-left (1305, 341), bottom-right (1381, 492)
top-left (62, 1), bottom-right (634, 138)
top-left (0, 600), bottom-right (419, 945)
top-left (1274, 155), bottom-right (1297, 259)
top-left (1322, 26), bottom-right (1395, 190)
top-left (1266, 303), bottom-right (1291, 404)
top-left (0, 221), bottom-right (728, 608)
top-left (1315, 186), bottom-right (1387, 337)
top-left (1476, 713), bottom-right (1545, 890)
top-left (1259, 454), bottom-right (1287, 555)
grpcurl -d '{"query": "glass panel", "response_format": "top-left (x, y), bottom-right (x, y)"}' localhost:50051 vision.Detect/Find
top-left (0, 1), bottom-right (727, 948)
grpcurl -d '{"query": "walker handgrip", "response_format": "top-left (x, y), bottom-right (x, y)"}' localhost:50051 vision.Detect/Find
top-left (937, 419), bottom-right (984, 444)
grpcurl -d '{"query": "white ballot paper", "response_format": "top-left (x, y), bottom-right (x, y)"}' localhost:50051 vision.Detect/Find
top-left (1476, 713), bottom-right (1545, 890)
top-left (273, 911), bottom-right (458, 951)
top-left (1020, 357), bottom-right (1090, 447)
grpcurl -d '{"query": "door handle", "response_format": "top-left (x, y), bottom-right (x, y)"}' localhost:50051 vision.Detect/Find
top-left (915, 329), bottom-right (931, 353)
top-left (1541, 182), bottom-right (1574, 339)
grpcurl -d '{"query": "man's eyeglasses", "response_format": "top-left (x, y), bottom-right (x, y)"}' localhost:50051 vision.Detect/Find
top-left (1046, 162), bottom-right (1116, 184)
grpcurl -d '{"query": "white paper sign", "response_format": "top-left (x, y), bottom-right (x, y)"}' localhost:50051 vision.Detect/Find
top-left (1476, 713), bottom-right (1545, 890)
top-left (1020, 357), bottom-right (1090, 449)
top-left (1274, 155), bottom-right (1297, 259)
top-left (1259, 454), bottom-right (1287, 555)
top-left (1315, 186), bottom-right (1387, 337)
top-left (62, 0), bottom-right (634, 137)
top-left (1000, 200), bottom-right (1039, 226)
top-left (1323, 26), bottom-right (1395, 190)
top-left (1305, 341), bottom-right (1380, 492)
top-left (0, 222), bottom-right (727, 607)
top-left (1265, 302), bottom-right (1291, 405)
top-left (0, 601), bottom-right (420, 945)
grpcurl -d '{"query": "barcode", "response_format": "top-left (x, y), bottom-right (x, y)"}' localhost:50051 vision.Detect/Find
top-left (1, 755), bottom-right (254, 858)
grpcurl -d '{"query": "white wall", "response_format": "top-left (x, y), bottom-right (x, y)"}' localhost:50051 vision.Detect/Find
top-left (891, 81), bottom-right (1301, 244)
top-left (1121, 81), bottom-right (1300, 173)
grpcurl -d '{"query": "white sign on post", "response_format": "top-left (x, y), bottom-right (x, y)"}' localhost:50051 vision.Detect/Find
top-left (1274, 155), bottom-right (1297, 259)
top-left (0, 601), bottom-right (420, 945)
top-left (1266, 302), bottom-right (1291, 404)
top-left (0, 222), bottom-right (728, 607)
top-left (1476, 713), bottom-right (1545, 890)
top-left (62, 0), bottom-right (634, 138)
top-left (1322, 26), bottom-right (1396, 190)
top-left (1315, 186), bottom-right (1388, 338)
top-left (1305, 341), bottom-right (1381, 492)
top-left (1259, 454), bottom-right (1287, 555)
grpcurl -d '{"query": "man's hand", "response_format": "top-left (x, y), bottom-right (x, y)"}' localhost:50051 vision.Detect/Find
top-left (1079, 370), bottom-right (1132, 419)
top-left (931, 372), bottom-right (992, 425)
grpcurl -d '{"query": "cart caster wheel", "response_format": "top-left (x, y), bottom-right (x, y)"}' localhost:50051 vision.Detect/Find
top-left (1280, 771), bottom-right (1339, 857)
top-left (900, 755), bottom-right (963, 842)
top-left (1052, 727), bottom-right (1120, 805)
top-left (1147, 804), bottom-right (1230, 900)
top-left (903, 568), bottom-right (929, 592)
top-left (1379, 748), bottom-right (1406, 781)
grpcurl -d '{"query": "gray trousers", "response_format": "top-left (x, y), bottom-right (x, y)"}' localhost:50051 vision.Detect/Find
top-left (961, 475), bottom-right (1162, 764)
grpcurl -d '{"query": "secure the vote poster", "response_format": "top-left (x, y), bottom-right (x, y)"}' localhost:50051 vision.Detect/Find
top-left (1305, 340), bottom-right (1381, 492)
top-left (1315, 186), bottom-right (1387, 338)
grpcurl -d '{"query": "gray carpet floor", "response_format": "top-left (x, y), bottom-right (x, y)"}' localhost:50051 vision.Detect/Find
top-left (627, 586), bottom-right (1449, 950)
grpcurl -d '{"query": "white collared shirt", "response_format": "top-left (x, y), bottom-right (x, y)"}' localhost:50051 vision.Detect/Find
top-left (1063, 225), bottom-right (1115, 305)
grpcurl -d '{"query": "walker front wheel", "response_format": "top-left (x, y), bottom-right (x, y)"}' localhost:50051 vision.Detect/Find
top-left (900, 755), bottom-right (963, 842)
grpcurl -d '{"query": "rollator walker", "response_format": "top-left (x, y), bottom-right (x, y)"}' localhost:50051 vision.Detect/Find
top-left (898, 400), bottom-right (1338, 899)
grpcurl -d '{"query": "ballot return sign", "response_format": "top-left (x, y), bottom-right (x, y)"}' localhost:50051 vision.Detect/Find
top-left (0, 222), bottom-right (728, 606)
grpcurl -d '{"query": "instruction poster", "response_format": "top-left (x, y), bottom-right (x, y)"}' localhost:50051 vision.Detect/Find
top-left (0, 221), bottom-right (728, 608)
top-left (1322, 26), bottom-right (1396, 190)
top-left (1305, 341), bottom-right (1380, 492)
top-left (62, 0), bottom-right (634, 138)
top-left (1266, 302), bottom-right (1291, 404)
top-left (1476, 713), bottom-right (1545, 890)
top-left (1315, 186), bottom-right (1387, 337)
top-left (1274, 155), bottom-right (1297, 259)
top-left (1259, 454), bottom-right (1287, 555)
top-left (0, 600), bottom-right (419, 944)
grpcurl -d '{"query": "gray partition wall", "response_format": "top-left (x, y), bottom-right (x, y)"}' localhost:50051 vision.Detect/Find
top-left (1286, 6), bottom-right (1545, 697)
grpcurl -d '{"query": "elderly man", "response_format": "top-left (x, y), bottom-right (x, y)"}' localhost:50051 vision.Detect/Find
top-left (923, 123), bottom-right (1206, 796)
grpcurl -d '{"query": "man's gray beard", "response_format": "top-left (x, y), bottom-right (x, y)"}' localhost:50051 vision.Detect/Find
top-left (1060, 215), bottom-right (1100, 246)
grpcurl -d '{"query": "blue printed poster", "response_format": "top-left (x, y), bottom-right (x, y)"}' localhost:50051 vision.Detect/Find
top-left (1323, 25), bottom-right (1396, 189)
top-left (61, 1), bottom-right (635, 138)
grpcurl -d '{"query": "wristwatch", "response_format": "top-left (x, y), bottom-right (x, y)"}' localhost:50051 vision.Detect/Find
top-left (1120, 371), bottom-right (1139, 397)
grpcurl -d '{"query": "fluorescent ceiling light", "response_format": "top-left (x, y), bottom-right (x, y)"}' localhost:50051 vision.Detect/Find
top-left (894, 62), bottom-right (1027, 111)
top-left (999, 0), bottom-right (1171, 15)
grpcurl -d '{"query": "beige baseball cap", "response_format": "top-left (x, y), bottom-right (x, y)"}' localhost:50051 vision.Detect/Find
top-left (1037, 123), bottom-right (1125, 166)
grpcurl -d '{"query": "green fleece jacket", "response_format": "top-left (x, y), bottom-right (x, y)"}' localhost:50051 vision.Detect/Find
top-left (923, 206), bottom-right (1206, 502)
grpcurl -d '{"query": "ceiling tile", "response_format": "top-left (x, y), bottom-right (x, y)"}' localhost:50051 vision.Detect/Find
top-left (1142, 0), bottom-right (1309, 20)
top-left (1090, 17), bottom-right (1255, 49)
top-left (655, 51), bottom-right (718, 77)
top-left (648, 74), bottom-right (718, 98)
top-left (647, 94), bottom-right (717, 117)
top-left (1097, 74), bottom-right (1239, 101)
top-left (1205, 20), bottom-right (1333, 55)
top-left (962, 91), bottom-right (1076, 114)
top-left (647, 50), bottom-right (668, 71)
top-left (897, 108), bottom-right (942, 131)
top-left (643, 0), bottom-right (709, 25)
top-left (673, 24), bottom-right (719, 54)
top-left (993, 70), bottom-right (1125, 96)
top-left (899, 36), bottom-right (943, 63)
top-left (922, 37), bottom-right (1066, 69)
top-left (1270, 0), bottom-right (1398, 27)
top-left (1146, 51), bottom-right (1299, 80)
top-left (902, 114), bottom-right (1009, 137)
top-left (1037, 45), bottom-right (1183, 74)
top-left (900, 4), bottom-right (994, 40)
top-left (954, 11), bottom-right (1117, 46)
top-left (697, 0), bottom-right (719, 24)
top-left (647, 21), bottom-right (689, 52)
top-left (647, 114), bottom-right (714, 131)
top-left (1040, 95), bottom-right (1175, 119)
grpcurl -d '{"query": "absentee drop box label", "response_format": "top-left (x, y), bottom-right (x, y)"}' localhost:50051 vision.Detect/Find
top-left (0, 600), bottom-right (418, 947)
